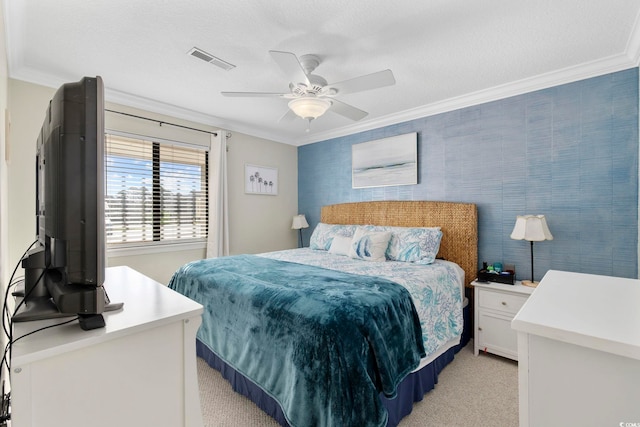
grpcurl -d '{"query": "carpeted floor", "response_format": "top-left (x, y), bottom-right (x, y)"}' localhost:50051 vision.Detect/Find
top-left (196, 342), bottom-right (519, 427)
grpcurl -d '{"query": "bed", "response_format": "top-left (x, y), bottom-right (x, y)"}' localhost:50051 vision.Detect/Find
top-left (169, 200), bottom-right (477, 427)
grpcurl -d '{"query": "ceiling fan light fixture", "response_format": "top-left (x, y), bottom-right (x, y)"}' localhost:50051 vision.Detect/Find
top-left (288, 97), bottom-right (331, 120)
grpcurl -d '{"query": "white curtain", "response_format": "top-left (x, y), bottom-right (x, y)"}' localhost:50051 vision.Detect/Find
top-left (206, 131), bottom-right (229, 258)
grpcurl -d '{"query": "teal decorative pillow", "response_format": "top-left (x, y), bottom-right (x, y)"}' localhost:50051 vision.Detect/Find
top-left (361, 225), bottom-right (443, 264)
top-left (309, 223), bottom-right (357, 251)
top-left (348, 228), bottom-right (392, 262)
top-left (390, 227), bottom-right (442, 264)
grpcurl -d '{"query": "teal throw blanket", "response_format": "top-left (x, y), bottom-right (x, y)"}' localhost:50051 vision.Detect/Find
top-left (169, 255), bottom-right (426, 427)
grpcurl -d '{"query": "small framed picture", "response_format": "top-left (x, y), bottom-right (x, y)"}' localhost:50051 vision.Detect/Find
top-left (245, 164), bottom-right (278, 195)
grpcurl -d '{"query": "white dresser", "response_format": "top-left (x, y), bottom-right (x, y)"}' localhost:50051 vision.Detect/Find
top-left (512, 270), bottom-right (640, 427)
top-left (11, 266), bottom-right (204, 427)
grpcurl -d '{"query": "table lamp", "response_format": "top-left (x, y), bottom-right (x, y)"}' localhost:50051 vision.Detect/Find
top-left (291, 214), bottom-right (309, 248)
top-left (510, 215), bottom-right (553, 287)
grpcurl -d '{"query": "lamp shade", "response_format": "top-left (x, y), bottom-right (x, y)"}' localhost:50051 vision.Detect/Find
top-left (291, 214), bottom-right (309, 230)
top-left (288, 97), bottom-right (331, 120)
top-left (510, 215), bottom-right (553, 242)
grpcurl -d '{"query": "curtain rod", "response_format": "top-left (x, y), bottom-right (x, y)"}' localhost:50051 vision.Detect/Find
top-left (105, 109), bottom-right (220, 137)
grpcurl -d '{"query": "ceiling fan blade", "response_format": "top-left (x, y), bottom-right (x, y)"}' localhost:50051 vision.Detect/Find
top-left (327, 69), bottom-right (395, 95)
top-left (329, 99), bottom-right (368, 121)
top-left (269, 50), bottom-right (310, 86)
top-left (221, 91), bottom-right (286, 97)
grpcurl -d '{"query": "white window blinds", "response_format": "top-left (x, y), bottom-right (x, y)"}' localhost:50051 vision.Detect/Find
top-left (105, 133), bottom-right (208, 246)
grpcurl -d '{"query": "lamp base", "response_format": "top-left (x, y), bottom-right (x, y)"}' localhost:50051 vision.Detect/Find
top-left (521, 280), bottom-right (539, 288)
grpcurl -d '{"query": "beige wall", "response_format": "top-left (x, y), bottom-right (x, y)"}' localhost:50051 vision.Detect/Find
top-left (0, 1), bottom-right (9, 288)
top-left (6, 79), bottom-right (48, 273)
top-left (0, 0), bottom-right (9, 385)
top-left (226, 132), bottom-right (299, 255)
top-left (6, 79), bottom-right (298, 284)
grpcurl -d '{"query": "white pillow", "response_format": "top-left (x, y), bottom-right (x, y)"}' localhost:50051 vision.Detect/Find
top-left (348, 228), bottom-right (392, 262)
top-left (328, 236), bottom-right (352, 256)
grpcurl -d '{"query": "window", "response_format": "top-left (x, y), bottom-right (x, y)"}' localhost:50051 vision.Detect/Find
top-left (105, 133), bottom-right (208, 247)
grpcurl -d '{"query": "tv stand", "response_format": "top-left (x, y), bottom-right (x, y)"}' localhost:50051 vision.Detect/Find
top-left (10, 294), bottom-right (64, 321)
top-left (10, 266), bottom-right (204, 427)
top-left (12, 281), bottom-right (123, 325)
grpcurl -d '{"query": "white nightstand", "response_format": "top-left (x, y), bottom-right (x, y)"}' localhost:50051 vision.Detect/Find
top-left (472, 279), bottom-right (534, 361)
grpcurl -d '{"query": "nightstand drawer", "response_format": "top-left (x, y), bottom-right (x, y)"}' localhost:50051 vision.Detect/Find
top-left (478, 289), bottom-right (528, 315)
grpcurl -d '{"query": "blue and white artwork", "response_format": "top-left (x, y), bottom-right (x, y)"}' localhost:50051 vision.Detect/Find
top-left (352, 132), bottom-right (417, 188)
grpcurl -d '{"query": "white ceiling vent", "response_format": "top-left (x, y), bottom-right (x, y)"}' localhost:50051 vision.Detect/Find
top-left (188, 47), bottom-right (235, 71)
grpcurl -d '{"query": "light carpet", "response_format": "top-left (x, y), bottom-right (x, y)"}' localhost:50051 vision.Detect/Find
top-left (196, 342), bottom-right (519, 427)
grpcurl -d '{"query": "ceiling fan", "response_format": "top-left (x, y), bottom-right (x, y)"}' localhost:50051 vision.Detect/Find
top-left (221, 50), bottom-right (395, 128)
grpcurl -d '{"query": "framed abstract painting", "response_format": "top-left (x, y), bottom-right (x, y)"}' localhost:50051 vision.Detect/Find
top-left (352, 132), bottom-right (417, 188)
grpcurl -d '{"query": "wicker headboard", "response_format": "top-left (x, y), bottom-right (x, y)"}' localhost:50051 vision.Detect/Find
top-left (320, 201), bottom-right (478, 287)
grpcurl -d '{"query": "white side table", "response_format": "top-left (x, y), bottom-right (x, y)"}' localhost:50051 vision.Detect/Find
top-left (472, 279), bottom-right (534, 360)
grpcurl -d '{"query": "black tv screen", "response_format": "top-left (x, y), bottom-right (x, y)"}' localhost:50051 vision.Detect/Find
top-left (14, 76), bottom-right (110, 330)
top-left (39, 76), bottom-right (105, 285)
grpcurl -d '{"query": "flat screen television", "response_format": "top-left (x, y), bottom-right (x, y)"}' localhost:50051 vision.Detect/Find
top-left (12, 76), bottom-right (118, 330)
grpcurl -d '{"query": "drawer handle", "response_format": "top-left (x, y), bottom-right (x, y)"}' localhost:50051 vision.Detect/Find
top-left (501, 301), bottom-right (507, 306)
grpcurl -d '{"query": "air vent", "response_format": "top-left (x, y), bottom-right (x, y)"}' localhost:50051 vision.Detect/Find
top-left (188, 47), bottom-right (235, 71)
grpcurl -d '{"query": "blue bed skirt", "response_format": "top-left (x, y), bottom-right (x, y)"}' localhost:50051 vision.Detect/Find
top-left (197, 301), bottom-right (471, 426)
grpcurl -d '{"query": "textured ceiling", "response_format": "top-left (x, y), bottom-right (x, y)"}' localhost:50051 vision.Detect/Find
top-left (4, 0), bottom-right (640, 145)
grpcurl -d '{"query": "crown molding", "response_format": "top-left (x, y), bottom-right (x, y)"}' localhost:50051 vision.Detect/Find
top-left (297, 53), bottom-right (637, 146)
top-left (105, 88), bottom-right (224, 126)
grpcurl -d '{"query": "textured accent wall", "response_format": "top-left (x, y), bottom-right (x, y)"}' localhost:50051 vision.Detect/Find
top-left (298, 68), bottom-right (639, 280)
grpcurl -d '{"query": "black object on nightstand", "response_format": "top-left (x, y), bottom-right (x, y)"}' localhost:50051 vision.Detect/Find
top-left (477, 269), bottom-right (515, 285)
